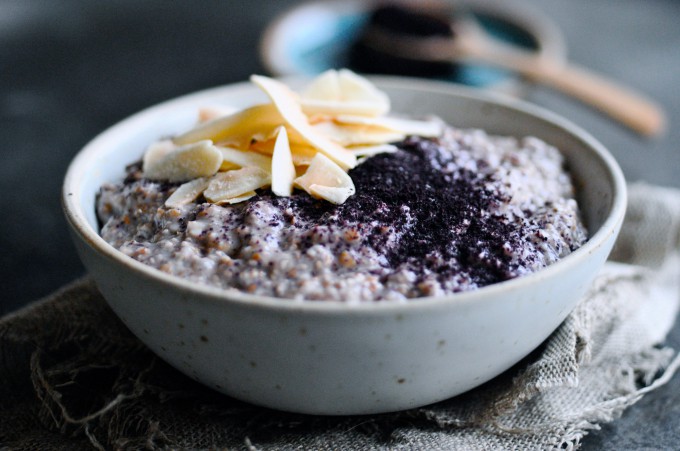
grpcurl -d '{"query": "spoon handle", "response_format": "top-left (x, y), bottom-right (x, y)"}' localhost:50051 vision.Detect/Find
top-left (361, 23), bottom-right (665, 136)
top-left (522, 60), bottom-right (663, 136)
top-left (462, 41), bottom-right (666, 136)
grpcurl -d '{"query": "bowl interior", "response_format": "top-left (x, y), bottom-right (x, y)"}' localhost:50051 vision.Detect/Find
top-left (64, 77), bottom-right (624, 304)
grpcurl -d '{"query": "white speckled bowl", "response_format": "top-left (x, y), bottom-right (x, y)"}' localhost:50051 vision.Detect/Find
top-left (62, 77), bottom-right (626, 415)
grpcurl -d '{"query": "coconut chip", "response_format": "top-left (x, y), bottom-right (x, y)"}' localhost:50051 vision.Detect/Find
top-left (294, 153), bottom-right (355, 204)
top-left (218, 146), bottom-right (272, 172)
top-left (311, 121), bottom-right (406, 146)
top-left (174, 104), bottom-right (286, 148)
top-left (271, 126), bottom-right (296, 197)
top-left (143, 140), bottom-right (223, 182)
top-left (300, 69), bottom-right (390, 117)
top-left (198, 105), bottom-right (239, 123)
top-left (139, 69), bottom-right (441, 205)
top-left (203, 167), bottom-right (271, 203)
top-left (334, 115), bottom-right (443, 137)
top-left (250, 74), bottom-right (357, 171)
top-left (165, 177), bottom-right (211, 208)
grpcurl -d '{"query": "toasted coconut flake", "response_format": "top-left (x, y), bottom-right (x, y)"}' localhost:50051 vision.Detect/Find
top-left (290, 145), bottom-right (318, 166)
top-left (335, 115), bottom-right (442, 137)
top-left (248, 139), bottom-right (275, 156)
top-left (251, 140), bottom-right (317, 166)
top-left (204, 167), bottom-right (271, 203)
top-left (302, 70), bottom-right (342, 102)
top-left (174, 103), bottom-right (284, 148)
top-left (143, 139), bottom-right (176, 170)
top-left (145, 69), bottom-right (439, 206)
top-left (198, 105), bottom-right (239, 123)
top-left (165, 177), bottom-right (211, 208)
top-left (271, 127), bottom-right (296, 197)
top-left (294, 153), bottom-right (355, 204)
top-left (250, 133), bottom-right (312, 157)
top-left (143, 140), bottom-right (223, 182)
top-left (214, 191), bottom-right (257, 205)
top-left (309, 184), bottom-right (355, 205)
top-left (338, 68), bottom-right (390, 110)
top-left (301, 99), bottom-right (389, 118)
top-left (218, 146), bottom-right (272, 172)
top-left (250, 75), bottom-right (357, 170)
top-left (219, 161), bottom-right (241, 171)
top-left (300, 69), bottom-right (390, 117)
top-left (312, 121), bottom-right (405, 146)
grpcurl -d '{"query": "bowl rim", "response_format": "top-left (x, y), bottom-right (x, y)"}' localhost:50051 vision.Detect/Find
top-left (62, 76), bottom-right (627, 314)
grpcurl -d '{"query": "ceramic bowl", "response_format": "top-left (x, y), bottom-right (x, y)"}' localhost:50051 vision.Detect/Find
top-left (260, 0), bottom-right (567, 92)
top-left (62, 77), bottom-right (626, 415)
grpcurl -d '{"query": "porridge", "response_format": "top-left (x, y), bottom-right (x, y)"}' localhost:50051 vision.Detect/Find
top-left (96, 70), bottom-right (587, 302)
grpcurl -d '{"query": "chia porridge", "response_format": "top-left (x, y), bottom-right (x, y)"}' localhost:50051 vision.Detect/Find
top-left (97, 125), bottom-right (587, 302)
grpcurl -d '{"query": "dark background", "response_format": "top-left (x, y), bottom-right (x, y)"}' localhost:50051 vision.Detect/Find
top-left (1, 0), bottom-right (679, 447)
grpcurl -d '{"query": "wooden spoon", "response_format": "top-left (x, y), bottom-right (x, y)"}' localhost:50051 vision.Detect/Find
top-left (363, 17), bottom-right (666, 137)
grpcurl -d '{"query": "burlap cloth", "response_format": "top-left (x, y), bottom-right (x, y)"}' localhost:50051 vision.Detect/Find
top-left (2, 183), bottom-right (679, 450)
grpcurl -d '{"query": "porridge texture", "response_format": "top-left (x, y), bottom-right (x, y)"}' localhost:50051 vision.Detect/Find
top-left (97, 125), bottom-right (587, 302)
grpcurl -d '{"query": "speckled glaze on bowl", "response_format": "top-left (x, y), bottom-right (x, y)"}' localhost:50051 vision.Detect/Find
top-left (62, 77), bottom-right (626, 415)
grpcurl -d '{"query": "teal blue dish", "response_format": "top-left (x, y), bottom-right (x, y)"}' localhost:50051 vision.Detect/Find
top-left (261, 0), bottom-right (566, 90)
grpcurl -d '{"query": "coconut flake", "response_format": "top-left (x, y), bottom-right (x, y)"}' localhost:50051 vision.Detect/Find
top-left (198, 105), bottom-right (239, 123)
top-left (165, 177), bottom-right (211, 208)
top-left (143, 139), bottom-right (176, 170)
top-left (271, 126), bottom-right (296, 197)
top-left (143, 140), bottom-right (223, 182)
top-left (308, 184), bottom-right (355, 205)
top-left (334, 115), bottom-right (442, 137)
top-left (218, 146), bottom-right (272, 172)
top-left (203, 167), bottom-right (271, 203)
top-left (213, 191), bottom-right (257, 205)
top-left (312, 121), bottom-right (405, 146)
top-left (250, 74), bottom-right (357, 170)
top-left (300, 69), bottom-right (390, 117)
top-left (174, 103), bottom-right (284, 148)
top-left (294, 153), bottom-right (355, 204)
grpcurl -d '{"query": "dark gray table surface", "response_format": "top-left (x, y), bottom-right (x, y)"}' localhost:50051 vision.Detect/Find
top-left (1, 0), bottom-right (678, 448)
